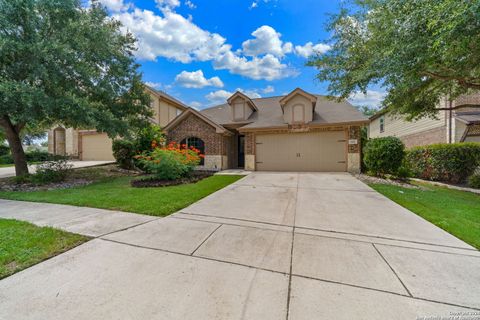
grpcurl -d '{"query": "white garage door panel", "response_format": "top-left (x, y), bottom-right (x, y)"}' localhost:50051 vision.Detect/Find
top-left (81, 134), bottom-right (115, 161)
top-left (256, 131), bottom-right (346, 172)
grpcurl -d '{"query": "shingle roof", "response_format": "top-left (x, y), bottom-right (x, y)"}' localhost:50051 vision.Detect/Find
top-left (200, 94), bottom-right (368, 130)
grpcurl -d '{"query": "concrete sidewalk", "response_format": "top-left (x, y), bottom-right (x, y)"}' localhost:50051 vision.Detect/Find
top-left (0, 172), bottom-right (479, 319)
top-left (0, 160), bottom-right (114, 179)
top-left (0, 199), bottom-right (156, 237)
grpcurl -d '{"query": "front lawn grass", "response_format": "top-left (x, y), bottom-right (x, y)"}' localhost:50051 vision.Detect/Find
top-left (0, 219), bottom-right (88, 279)
top-left (369, 182), bottom-right (480, 249)
top-left (0, 175), bottom-right (245, 216)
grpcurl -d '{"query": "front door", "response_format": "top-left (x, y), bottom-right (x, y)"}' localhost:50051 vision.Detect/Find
top-left (238, 135), bottom-right (245, 168)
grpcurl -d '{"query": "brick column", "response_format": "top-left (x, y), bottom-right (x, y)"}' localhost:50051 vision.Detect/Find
top-left (347, 126), bottom-right (361, 173)
top-left (244, 132), bottom-right (255, 171)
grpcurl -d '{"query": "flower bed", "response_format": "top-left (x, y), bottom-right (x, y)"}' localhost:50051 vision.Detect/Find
top-left (131, 170), bottom-right (214, 188)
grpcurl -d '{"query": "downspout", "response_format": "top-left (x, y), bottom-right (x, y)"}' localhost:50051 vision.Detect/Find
top-left (448, 98), bottom-right (453, 144)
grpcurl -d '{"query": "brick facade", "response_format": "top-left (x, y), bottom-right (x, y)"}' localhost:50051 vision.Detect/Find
top-left (400, 126), bottom-right (446, 149)
top-left (167, 113), bottom-right (225, 155)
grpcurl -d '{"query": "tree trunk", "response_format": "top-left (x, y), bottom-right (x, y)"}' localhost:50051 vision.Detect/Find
top-left (0, 116), bottom-right (28, 176)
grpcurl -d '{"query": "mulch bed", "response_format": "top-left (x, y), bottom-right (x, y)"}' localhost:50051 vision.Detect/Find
top-left (0, 179), bottom-right (93, 192)
top-left (355, 174), bottom-right (425, 189)
top-left (131, 171), bottom-right (214, 188)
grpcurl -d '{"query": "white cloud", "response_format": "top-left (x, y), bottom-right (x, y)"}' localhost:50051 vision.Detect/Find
top-left (262, 85), bottom-right (274, 94)
top-left (189, 101), bottom-right (202, 109)
top-left (205, 87), bottom-right (271, 104)
top-left (114, 9), bottom-right (230, 63)
top-left (249, 2), bottom-right (258, 9)
top-left (294, 42), bottom-right (331, 58)
top-left (214, 52), bottom-right (295, 81)
top-left (185, 0), bottom-right (196, 9)
top-left (348, 90), bottom-right (386, 107)
top-left (242, 25), bottom-right (292, 57)
top-left (145, 81), bottom-right (163, 89)
top-left (175, 70), bottom-right (224, 88)
top-left (113, 6), bottom-right (319, 80)
top-left (98, 0), bottom-right (130, 12)
top-left (205, 90), bottom-right (233, 104)
top-left (155, 0), bottom-right (180, 10)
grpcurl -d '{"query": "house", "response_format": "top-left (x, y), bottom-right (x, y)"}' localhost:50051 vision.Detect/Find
top-left (47, 86), bottom-right (188, 160)
top-left (164, 88), bottom-right (368, 173)
top-left (369, 93), bottom-right (480, 148)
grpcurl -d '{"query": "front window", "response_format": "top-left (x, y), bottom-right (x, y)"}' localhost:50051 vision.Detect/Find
top-left (380, 116), bottom-right (385, 133)
top-left (180, 137), bottom-right (205, 165)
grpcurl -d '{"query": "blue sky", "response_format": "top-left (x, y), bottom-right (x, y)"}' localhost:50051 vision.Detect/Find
top-left (100, 0), bottom-right (385, 109)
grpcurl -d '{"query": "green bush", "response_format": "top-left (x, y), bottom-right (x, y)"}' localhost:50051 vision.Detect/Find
top-left (25, 150), bottom-right (51, 162)
top-left (363, 137), bottom-right (405, 176)
top-left (112, 125), bottom-right (165, 170)
top-left (134, 125), bottom-right (165, 153)
top-left (135, 142), bottom-right (201, 180)
top-left (112, 139), bottom-right (136, 169)
top-left (468, 173), bottom-right (480, 189)
top-left (0, 154), bottom-right (13, 164)
top-left (0, 144), bottom-right (9, 156)
top-left (31, 159), bottom-right (73, 184)
top-left (406, 143), bottom-right (480, 183)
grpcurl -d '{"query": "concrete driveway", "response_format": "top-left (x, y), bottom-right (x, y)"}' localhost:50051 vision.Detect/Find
top-left (0, 172), bottom-right (479, 319)
top-left (0, 160), bottom-right (114, 178)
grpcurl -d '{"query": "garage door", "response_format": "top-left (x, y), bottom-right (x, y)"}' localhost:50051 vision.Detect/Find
top-left (81, 133), bottom-right (115, 161)
top-left (255, 131), bottom-right (346, 171)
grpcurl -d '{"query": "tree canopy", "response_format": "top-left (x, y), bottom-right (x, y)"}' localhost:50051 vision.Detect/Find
top-left (308, 0), bottom-right (480, 119)
top-left (0, 0), bottom-right (152, 175)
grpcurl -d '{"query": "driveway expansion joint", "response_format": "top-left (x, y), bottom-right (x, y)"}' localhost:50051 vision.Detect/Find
top-left (190, 223), bottom-right (223, 256)
top-left (372, 243), bottom-right (413, 297)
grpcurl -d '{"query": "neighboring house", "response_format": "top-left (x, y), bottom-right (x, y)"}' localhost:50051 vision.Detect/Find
top-left (47, 86), bottom-right (188, 160)
top-left (369, 93), bottom-right (480, 148)
top-left (164, 88), bottom-right (368, 173)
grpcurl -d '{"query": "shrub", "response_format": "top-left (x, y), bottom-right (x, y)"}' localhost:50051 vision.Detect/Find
top-left (468, 174), bottom-right (480, 189)
top-left (0, 144), bottom-right (9, 156)
top-left (134, 125), bottom-right (166, 153)
top-left (0, 154), bottom-right (13, 164)
top-left (135, 142), bottom-right (203, 180)
top-left (112, 139), bottom-right (136, 169)
top-left (363, 137), bottom-right (405, 176)
top-left (406, 143), bottom-right (480, 183)
top-left (31, 159), bottom-right (73, 184)
top-left (25, 150), bottom-right (51, 162)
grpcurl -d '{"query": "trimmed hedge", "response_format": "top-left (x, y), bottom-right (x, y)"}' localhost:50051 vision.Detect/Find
top-left (363, 137), bottom-right (405, 176)
top-left (406, 143), bottom-right (480, 183)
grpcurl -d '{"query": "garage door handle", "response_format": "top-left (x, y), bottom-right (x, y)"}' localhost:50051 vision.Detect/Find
top-left (337, 161), bottom-right (346, 163)
top-left (256, 142), bottom-right (263, 145)
top-left (256, 161), bottom-right (263, 164)
top-left (338, 140), bottom-right (346, 142)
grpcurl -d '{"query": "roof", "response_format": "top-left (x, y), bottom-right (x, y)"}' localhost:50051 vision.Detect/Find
top-left (455, 113), bottom-right (480, 125)
top-left (144, 85), bottom-right (189, 110)
top-left (163, 108), bottom-right (232, 135)
top-left (227, 91), bottom-right (258, 111)
top-left (200, 94), bottom-right (368, 130)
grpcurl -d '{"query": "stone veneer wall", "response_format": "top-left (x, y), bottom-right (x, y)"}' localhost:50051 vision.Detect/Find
top-left (347, 126), bottom-right (361, 174)
top-left (167, 114), bottom-right (227, 170)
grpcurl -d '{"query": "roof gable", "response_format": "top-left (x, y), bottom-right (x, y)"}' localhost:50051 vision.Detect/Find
top-left (144, 85), bottom-right (188, 110)
top-left (227, 91), bottom-right (258, 111)
top-left (163, 108), bottom-right (231, 135)
top-left (279, 88), bottom-right (317, 111)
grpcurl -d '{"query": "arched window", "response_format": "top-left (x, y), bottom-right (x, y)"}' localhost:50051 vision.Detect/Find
top-left (180, 137), bottom-right (205, 165)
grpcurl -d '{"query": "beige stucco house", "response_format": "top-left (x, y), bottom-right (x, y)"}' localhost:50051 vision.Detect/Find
top-left (47, 86), bottom-right (188, 160)
top-left (369, 93), bottom-right (480, 148)
top-left (164, 88), bottom-right (368, 173)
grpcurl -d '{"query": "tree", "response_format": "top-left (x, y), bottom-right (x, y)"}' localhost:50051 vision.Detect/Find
top-left (308, 0), bottom-right (480, 119)
top-left (0, 0), bottom-right (152, 176)
top-left (355, 105), bottom-right (377, 117)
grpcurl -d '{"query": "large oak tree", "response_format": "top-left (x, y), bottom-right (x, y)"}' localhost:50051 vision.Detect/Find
top-left (0, 0), bottom-right (152, 176)
top-left (309, 0), bottom-right (480, 119)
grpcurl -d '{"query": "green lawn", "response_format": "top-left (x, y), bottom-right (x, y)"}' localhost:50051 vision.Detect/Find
top-left (0, 175), bottom-right (245, 216)
top-left (370, 182), bottom-right (480, 249)
top-left (0, 219), bottom-right (88, 279)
